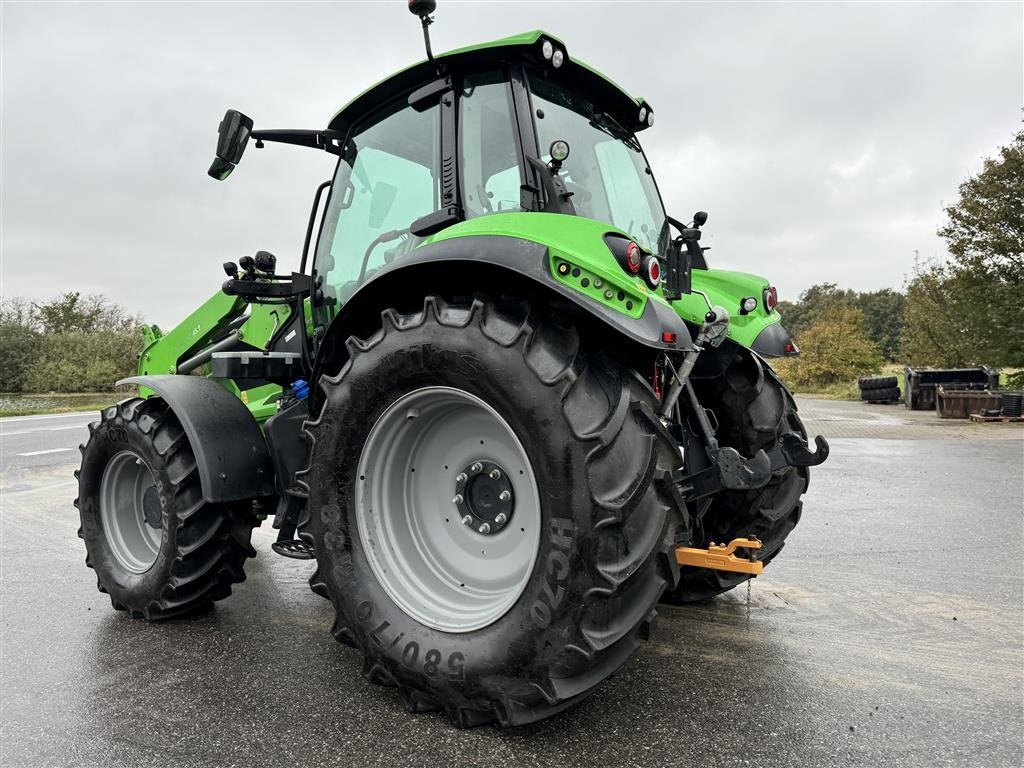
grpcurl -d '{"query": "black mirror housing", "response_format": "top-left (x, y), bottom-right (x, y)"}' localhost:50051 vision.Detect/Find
top-left (208, 109), bottom-right (253, 180)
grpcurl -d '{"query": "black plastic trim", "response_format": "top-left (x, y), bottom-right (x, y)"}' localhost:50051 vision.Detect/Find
top-left (750, 322), bottom-right (798, 359)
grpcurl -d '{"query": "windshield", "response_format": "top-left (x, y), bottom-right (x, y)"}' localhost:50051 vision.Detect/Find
top-left (527, 71), bottom-right (667, 254)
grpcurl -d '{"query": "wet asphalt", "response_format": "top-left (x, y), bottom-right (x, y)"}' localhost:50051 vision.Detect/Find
top-left (0, 403), bottom-right (1022, 768)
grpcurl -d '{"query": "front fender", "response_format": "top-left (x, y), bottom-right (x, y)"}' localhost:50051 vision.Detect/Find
top-left (118, 375), bottom-right (276, 503)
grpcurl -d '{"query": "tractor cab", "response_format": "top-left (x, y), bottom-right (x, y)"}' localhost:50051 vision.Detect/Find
top-left (307, 31), bottom-right (665, 328)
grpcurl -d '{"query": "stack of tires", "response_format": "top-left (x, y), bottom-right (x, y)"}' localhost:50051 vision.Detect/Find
top-left (859, 376), bottom-right (901, 404)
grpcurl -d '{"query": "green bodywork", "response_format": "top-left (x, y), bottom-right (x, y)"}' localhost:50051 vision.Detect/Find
top-left (138, 291), bottom-right (289, 422)
top-left (426, 212), bottom-right (784, 345)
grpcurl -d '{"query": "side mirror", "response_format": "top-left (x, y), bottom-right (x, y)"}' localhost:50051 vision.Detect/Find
top-left (208, 109), bottom-right (253, 180)
top-left (693, 211), bottom-right (708, 227)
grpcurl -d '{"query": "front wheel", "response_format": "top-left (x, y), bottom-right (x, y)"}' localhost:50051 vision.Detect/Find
top-left (75, 398), bottom-right (258, 619)
top-left (300, 296), bottom-right (684, 726)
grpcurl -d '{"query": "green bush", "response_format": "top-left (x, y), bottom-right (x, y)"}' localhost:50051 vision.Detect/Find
top-left (0, 324), bottom-right (42, 392)
top-left (23, 330), bottom-right (142, 393)
top-left (774, 305), bottom-right (883, 388)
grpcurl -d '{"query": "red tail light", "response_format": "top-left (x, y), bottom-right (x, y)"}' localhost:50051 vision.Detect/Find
top-left (647, 256), bottom-right (661, 285)
top-left (764, 286), bottom-right (778, 312)
top-left (625, 242), bottom-right (642, 273)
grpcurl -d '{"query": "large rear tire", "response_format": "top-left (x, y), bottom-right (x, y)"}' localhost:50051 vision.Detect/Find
top-left (299, 296), bottom-right (684, 726)
top-left (663, 350), bottom-right (810, 604)
top-left (75, 398), bottom-right (258, 620)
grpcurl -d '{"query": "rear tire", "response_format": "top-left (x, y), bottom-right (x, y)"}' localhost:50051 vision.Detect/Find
top-left (75, 398), bottom-right (258, 620)
top-left (299, 296), bottom-right (684, 726)
top-left (663, 350), bottom-right (809, 604)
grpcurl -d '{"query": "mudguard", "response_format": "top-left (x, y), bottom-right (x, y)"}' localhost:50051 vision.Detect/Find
top-left (118, 375), bottom-right (276, 503)
top-left (313, 234), bottom-right (693, 393)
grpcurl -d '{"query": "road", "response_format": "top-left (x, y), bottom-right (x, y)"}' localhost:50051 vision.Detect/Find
top-left (1, 401), bottom-right (1021, 768)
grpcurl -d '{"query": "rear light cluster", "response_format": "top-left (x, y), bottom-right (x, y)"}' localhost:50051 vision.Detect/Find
top-left (764, 286), bottom-right (778, 312)
top-left (605, 234), bottom-right (662, 290)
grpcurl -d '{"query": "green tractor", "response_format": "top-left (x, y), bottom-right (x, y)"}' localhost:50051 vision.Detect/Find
top-left (75, 1), bottom-right (828, 727)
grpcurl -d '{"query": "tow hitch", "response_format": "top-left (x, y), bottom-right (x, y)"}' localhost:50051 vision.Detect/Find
top-left (676, 537), bottom-right (765, 575)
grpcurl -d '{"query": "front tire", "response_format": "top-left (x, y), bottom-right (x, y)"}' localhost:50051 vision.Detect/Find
top-left (75, 398), bottom-right (258, 620)
top-left (300, 296), bottom-right (684, 726)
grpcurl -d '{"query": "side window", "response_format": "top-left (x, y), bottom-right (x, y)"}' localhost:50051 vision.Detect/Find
top-left (594, 141), bottom-right (660, 253)
top-left (314, 101), bottom-right (440, 322)
top-left (460, 71), bottom-right (522, 217)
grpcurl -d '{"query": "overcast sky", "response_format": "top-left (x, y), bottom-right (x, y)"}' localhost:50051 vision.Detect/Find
top-left (2, 1), bottom-right (1021, 327)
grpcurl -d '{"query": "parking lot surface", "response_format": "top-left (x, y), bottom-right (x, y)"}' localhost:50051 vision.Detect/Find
top-left (1, 401), bottom-right (1021, 767)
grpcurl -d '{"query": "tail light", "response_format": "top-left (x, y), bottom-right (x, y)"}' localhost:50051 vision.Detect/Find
top-left (625, 242), bottom-right (642, 273)
top-left (646, 256), bottom-right (661, 286)
top-left (764, 286), bottom-right (778, 312)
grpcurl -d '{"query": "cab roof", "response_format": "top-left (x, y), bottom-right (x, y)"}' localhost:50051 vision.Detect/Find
top-left (327, 30), bottom-right (652, 136)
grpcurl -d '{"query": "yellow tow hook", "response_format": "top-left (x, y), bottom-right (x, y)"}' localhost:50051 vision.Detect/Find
top-left (675, 537), bottom-right (764, 575)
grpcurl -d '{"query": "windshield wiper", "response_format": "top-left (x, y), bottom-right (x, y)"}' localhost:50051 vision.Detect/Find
top-left (589, 111), bottom-right (641, 152)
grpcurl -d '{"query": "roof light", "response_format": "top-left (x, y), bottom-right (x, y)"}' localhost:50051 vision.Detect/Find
top-left (639, 106), bottom-right (648, 123)
top-left (764, 286), bottom-right (778, 312)
top-left (741, 297), bottom-right (757, 314)
top-left (647, 256), bottom-right (661, 286)
top-left (541, 39), bottom-right (554, 60)
top-left (625, 242), bottom-right (642, 274)
top-left (552, 49), bottom-right (564, 68)
top-left (646, 111), bottom-right (655, 127)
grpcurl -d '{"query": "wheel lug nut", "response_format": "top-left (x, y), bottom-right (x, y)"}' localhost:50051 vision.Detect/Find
top-left (461, 515), bottom-right (473, 526)
top-left (499, 490), bottom-right (511, 502)
top-left (456, 472), bottom-right (467, 483)
top-left (495, 513), bottom-right (507, 525)
top-left (489, 469), bottom-right (501, 480)
top-left (452, 494), bottom-right (464, 505)
top-left (470, 462), bottom-right (483, 473)
top-left (479, 523), bottom-right (491, 534)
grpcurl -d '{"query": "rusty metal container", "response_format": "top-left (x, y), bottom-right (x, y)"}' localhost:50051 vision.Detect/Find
top-left (935, 387), bottom-right (1002, 419)
top-left (904, 366), bottom-right (999, 410)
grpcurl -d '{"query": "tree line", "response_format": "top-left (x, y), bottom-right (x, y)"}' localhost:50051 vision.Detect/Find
top-left (777, 129), bottom-right (1023, 389)
top-left (0, 293), bottom-right (143, 393)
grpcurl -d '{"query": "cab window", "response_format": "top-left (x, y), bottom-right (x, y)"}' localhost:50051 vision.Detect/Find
top-left (313, 100), bottom-right (440, 324)
top-left (460, 71), bottom-right (522, 218)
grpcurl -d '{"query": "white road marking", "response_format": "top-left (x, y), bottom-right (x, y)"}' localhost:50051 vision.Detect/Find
top-left (16, 448), bottom-right (75, 457)
top-left (1, 479), bottom-right (78, 496)
top-left (0, 411), bottom-right (97, 423)
top-left (1, 425), bottom-right (89, 437)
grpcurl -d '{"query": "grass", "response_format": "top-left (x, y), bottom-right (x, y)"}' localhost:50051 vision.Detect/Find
top-left (774, 363), bottom-right (906, 401)
top-left (780, 363), bottom-right (1021, 400)
top-left (0, 392), bottom-right (121, 418)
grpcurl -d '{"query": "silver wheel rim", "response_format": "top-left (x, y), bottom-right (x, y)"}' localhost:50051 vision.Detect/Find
top-left (356, 386), bottom-right (542, 633)
top-left (99, 450), bottom-right (162, 573)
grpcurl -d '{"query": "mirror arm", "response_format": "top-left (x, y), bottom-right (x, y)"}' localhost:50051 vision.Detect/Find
top-left (250, 129), bottom-right (346, 155)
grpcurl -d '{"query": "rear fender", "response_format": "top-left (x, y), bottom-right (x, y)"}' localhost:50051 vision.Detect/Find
top-left (311, 234), bottom-right (692, 411)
